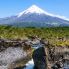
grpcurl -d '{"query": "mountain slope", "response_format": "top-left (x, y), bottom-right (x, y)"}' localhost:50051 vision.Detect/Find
top-left (0, 5), bottom-right (69, 27)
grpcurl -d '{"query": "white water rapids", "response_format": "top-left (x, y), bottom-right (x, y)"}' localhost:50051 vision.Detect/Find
top-left (24, 59), bottom-right (34, 69)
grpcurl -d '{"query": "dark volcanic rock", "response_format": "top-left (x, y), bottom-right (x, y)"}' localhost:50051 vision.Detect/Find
top-left (32, 47), bottom-right (47, 69)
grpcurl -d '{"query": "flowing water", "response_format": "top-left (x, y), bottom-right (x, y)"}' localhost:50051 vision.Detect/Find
top-left (24, 59), bottom-right (34, 69)
top-left (24, 43), bottom-right (43, 69)
top-left (24, 43), bottom-right (69, 69)
top-left (24, 60), bottom-right (69, 69)
top-left (63, 61), bottom-right (69, 69)
top-left (0, 42), bottom-right (69, 69)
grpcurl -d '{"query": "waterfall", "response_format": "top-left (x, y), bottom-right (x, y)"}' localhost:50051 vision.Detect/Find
top-left (24, 59), bottom-right (34, 69)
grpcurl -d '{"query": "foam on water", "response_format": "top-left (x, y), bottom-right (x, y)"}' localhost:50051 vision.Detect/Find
top-left (24, 59), bottom-right (34, 69)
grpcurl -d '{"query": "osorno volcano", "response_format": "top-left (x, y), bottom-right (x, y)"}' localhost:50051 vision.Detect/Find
top-left (0, 5), bottom-right (69, 27)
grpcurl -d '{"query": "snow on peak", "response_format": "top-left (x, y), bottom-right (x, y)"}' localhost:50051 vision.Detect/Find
top-left (18, 5), bottom-right (54, 17)
top-left (18, 5), bottom-right (69, 21)
top-left (25, 5), bottom-right (46, 13)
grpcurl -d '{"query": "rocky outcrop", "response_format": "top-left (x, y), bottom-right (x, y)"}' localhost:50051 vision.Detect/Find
top-left (32, 45), bottom-right (69, 69)
top-left (0, 47), bottom-right (27, 69)
top-left (32, 47), bottom-right (48, 69)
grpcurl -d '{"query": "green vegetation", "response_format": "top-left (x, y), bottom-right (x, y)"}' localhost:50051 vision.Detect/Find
top-left (0, 25), bottom-right (69, 46)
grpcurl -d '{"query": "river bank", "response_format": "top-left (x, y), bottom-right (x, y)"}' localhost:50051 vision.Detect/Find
top-left (0, 37), bottom-right (69, 69)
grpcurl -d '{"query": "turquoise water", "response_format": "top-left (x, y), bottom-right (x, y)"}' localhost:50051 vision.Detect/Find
top-left (24, 60), bottom-right (69, 69)
top-left (25, 43), bottom-right (69, 69)
top-left (24, 59), bottom-right (34, 69)
top-left (63, 62), bottom-right (69, 69)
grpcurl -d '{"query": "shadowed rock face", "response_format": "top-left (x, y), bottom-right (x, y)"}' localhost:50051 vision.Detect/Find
top-left (32, 47), bottom-right (47, 69)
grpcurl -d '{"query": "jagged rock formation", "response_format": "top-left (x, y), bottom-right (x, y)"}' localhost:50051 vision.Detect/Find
top-left (32, 45), bottom-right (69, 69)
top-left (32, 47), bottom-right (48, 69)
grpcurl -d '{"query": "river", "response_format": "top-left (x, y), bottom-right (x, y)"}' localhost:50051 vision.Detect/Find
top-left (24, 59), bottom-right (34, 69)
top-left (24, 43), bottom-right (69, 69)
top-left (0, 42), bottom-right (69, 69)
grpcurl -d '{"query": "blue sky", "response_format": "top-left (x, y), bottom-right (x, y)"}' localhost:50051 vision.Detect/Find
top-left (0, 0), bottom-right (69, 18)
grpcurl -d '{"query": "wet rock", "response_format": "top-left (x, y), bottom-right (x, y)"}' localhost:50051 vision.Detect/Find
top-left (52, 61), bottom-right (63, 69)
top-left (40, 38), bottom-right (49, 46)
top-left (32, 47), bottom-right (47, 69)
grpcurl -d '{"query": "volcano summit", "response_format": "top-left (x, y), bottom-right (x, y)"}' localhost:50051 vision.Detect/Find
top-left (0, 5), bottom-right (69, 27)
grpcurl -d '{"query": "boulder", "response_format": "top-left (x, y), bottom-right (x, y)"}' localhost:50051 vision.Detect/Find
top-left (32, 47), bottom-right (48, 69)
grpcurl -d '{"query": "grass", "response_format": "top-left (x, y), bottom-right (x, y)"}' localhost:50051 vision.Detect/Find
top-left (0, 25), bottom-right (69, 46)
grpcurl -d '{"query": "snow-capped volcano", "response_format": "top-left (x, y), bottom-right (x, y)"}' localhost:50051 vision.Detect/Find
top-left (18, 5), bottom-right (54, 17)
top-left (18, 5), bottom-right (69, 21)
top-left (0, 5), bottom-right (69, 27)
